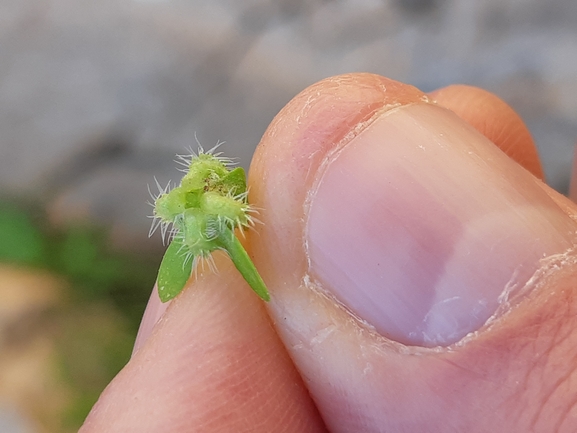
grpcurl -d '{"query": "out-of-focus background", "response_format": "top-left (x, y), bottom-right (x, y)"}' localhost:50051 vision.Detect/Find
top-left (1, 0), bottom-right (577, 431)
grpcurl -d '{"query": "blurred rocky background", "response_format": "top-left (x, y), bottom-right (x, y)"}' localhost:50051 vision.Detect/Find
top-left (1, 0), bottom-right (577, 431)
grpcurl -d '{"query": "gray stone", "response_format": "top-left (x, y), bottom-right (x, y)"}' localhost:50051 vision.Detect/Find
top-left (0, 0), bottom-right (576, 248)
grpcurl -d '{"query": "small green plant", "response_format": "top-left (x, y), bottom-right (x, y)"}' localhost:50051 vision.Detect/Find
top-left (150, 145), bottom-right (269, 302)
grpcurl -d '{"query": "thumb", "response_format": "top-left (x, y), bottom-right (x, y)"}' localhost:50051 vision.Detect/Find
top-left (250, 73), bottom-right (577, 432)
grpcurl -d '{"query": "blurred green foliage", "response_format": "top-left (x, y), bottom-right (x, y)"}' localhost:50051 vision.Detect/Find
top-left (0, 202), bottom-right (46, 265)
top-left (55, 304), bottom-right (137, 431)
top-left (0, 199), bottom-right (159, 430)
top-left (0, 200), bottom-right (157, 328)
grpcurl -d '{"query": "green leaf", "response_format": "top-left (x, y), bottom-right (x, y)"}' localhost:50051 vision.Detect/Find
top-left (216, 227), bottom-right (270, 301)
top-left (157, 237), bottom-right (193, 302)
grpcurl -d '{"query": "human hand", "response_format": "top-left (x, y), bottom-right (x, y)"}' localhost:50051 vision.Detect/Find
top-left (80, 74), bottom-right (577, 432)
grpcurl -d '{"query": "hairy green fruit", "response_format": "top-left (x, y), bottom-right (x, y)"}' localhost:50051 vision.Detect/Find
top-left (150, 147), bottom-right (269, 303)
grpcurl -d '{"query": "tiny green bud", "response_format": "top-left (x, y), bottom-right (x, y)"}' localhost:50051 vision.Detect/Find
top-left (201, 192), bottom-right (248, 225)
top-left (154, 186), bottom-right (188, 221)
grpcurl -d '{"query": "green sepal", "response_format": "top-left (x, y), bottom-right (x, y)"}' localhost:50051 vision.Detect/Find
top-left (157, 237), bottom-right (193, 302)
top-left (219, 167), bottom-right (247, 196)
top-left (216, 227), bottom-right (270, 301)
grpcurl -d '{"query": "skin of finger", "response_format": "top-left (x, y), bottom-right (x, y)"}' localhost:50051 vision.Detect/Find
top-left (428, 84), bottom-right (544, 179)
top-left (535, 177), bottom-right (577, 221)
top-left (79, 253), bottom-right (327, 433)
top-left (132, 283), bottom-right (169, 354)
top-left (249, 73), bottom-right (577, 432)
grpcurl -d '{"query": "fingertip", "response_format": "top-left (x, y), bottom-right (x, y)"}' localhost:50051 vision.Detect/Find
top-left (249, 73), bottom-right (577, 431)
top-left (132, 283), bottom-right (169, 355)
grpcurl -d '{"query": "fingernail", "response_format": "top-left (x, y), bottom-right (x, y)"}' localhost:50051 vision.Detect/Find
top-left (132, 284), bottom-right (169, 355)
top-left (306, 103), bottom-right (576, 347)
